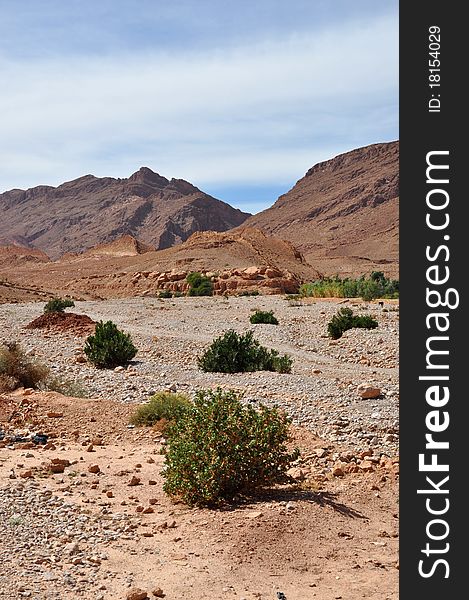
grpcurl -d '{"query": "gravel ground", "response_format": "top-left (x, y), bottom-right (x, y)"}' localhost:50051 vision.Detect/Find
top-left (0, 479), bottom-right (142, 599)
top-left (1, 296), bottom-right (399, 455)
top-left (1, 296), bottom-right (399, 600)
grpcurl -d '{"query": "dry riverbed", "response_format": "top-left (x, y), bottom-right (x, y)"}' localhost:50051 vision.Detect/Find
top-left (0, 296), bottom-right (399, 600)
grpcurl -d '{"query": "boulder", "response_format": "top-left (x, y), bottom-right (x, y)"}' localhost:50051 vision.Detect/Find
top-left (241, 266), bottom-right (261, 280)
top-left (265, 267), bottom-right (283, 278)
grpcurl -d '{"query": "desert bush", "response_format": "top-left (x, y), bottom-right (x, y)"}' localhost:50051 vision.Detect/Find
top-left (44, 298), bottom-right (75, 313)
top-left (0, 374), bottom-right (18, 393)
top-left (130, 391), bottom-right (191, 427)
top-left (270, 353), bottom-right (293, 374)
top-left (198, 330), bottom-right (292, 374)
top-left (249, 309), bottom-right (279, 325)
top-left (327, 307), bottom-right (378, 340)
top-left (186, 272), bottom-right (213, 296)
top-left (0, 342), bottom-right (50, 389)
top-left (43, 376), bottom-right (89, 398)
top-left (162, 388), bottom-right (299, 506)
top-left (84, 320), bottom-right (137, 368)
top-left (158, 289), bottom-right (173, 299)
top-left (300, 274), bottom-right (399, 300)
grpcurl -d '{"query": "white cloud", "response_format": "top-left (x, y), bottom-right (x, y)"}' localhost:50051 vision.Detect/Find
top-left (0, 14), bottom-right (397, 193)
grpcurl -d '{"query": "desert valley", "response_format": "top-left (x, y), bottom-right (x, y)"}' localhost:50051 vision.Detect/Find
top-left (1, 142), bottom-right (399, 600)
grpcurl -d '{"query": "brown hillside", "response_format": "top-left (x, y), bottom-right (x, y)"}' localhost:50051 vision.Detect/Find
top-left (243, 141), bottom-right (399, 277)
top-left (0, 167), bottom-right (250, 259)
top-left (0, 245), bottom-right (50, 267)
top-left (0, 228), bottom-right (319, 301)
top-left (80, 234), bottom-right (156, 257)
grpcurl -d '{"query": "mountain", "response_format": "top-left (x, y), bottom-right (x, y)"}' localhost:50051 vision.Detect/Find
top-left (243, 141), bottom-right (399, 277)
top-left (0, 167), bottom-right (250, 259)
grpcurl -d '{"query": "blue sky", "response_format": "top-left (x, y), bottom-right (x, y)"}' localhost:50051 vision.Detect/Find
top-left (0, 0), bottom-right (398, 213)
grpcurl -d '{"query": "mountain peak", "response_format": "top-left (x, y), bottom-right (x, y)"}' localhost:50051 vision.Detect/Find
top-left (0, 168), bottom-right (250, 259)
top-left (128, 167), bottom-right (169, 187)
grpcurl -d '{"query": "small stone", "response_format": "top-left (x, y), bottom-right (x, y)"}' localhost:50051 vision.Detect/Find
top-left (143, 506), bottom-right (154, 514)
top-left (148, 480), bottom-right (157, 486)
top-left (106, 490), bottom-right (114, 498)
top-left (49, 458), bottom-right (70, 473)
top-left (86, 444), bottom-right (94, 452)
top-left (314, 448), bottom-right (328, 458)
top-left (88, 464), bottom-right (100, 474)
top-left (287, 467), bottom-right (306, 481)
top-left (47, 411), bottom-right (63, 418)
top-left (247, 511), bottom-right (263, 519)
top-left (149, 498), bottom-right (158, 505)
top-left (332, 464), bottom-right (345, 477)
top-left (128, 476), bottom-right (141, 486)
top-left (65, 542), bottom-right (79, 554)
top-left (114, 366), bottom-right (125, 373)
top-left (357, 384), bottom-right (381, 399)
top-left (152, 588), bottom-right (165, 598)
top-left (19, 470), bottom-right (33, 478)
top-left (126, 589), bottom-right (149, 600)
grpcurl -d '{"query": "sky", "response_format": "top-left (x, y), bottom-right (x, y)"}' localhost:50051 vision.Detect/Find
top-left (0, 0), bottom-right (398, 214)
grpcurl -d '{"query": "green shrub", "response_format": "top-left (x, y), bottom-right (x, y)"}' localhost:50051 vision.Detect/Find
top-left (270, 353), bottom-right (293, 374)
top-left (249, 309), bottom-right (279, 325)
top-left (0, 342), bottom-right (50, 389)
top-left (300, 274), bottom-right (399, 300)
top-left (198, 330), bottom-right (292, 373)
top-left (44, 298), bottom-right (75, 313)
top-left (130, 392), bottom-right (191, 426)
top-left (158, 289), bottom-right (173, 299)
top-left (327, 308), bottom-right (378, 340)
top-left (186, 272), bottom-right (213, 296)
top-left (162, 388), bottom-right (299, 506)
top-left (84, 320), bottom-right (137, 368)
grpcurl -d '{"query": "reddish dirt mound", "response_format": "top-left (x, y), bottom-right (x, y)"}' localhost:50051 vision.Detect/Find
top-left (25, 311), bottom-right (96, 336)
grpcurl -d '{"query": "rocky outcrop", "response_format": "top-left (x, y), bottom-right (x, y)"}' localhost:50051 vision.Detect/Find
top-left (0, 245), bottom-right (50, 266)
top-left (63, 266), bottom-right (301, 297)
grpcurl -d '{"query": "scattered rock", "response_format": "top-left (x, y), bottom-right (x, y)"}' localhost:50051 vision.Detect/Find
top-left (357, 384), bottom-right (381, 399)
top-left (332, 464), bottom-right (345, 477)
top-left (126, 589), bottom-right (149, 600)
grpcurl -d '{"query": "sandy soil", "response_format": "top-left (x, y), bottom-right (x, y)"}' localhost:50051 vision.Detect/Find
top-left (1, 391), bottom-right (398, 600)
